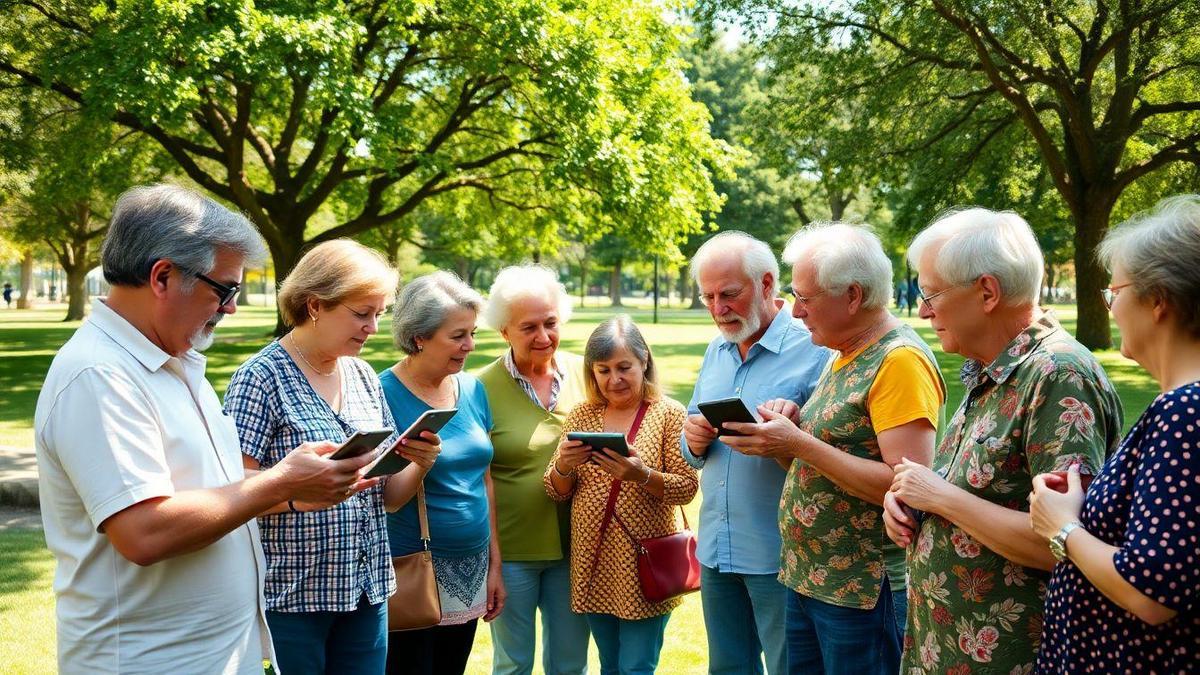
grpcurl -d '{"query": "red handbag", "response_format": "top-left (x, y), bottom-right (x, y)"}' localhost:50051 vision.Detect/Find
top-left (584, 402), bottom-right (701, 604)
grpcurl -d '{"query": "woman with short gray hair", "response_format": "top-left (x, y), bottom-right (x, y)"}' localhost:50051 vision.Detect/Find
top-left (380, 271), bottom-right (500, 675)
top-left (477, 263), bottom-right (593, 675)
top-left (1030, 194), bottom-right (1200, 673)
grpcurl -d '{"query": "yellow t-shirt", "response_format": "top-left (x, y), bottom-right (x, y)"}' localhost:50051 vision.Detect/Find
top-left (833, 344), bottom-right (945, 433)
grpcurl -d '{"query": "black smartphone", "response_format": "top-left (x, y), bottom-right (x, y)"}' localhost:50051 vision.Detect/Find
top-left (566, 432), bottom-right (630, 457)
top-left (697, 397), bottom-right (760, 437)
top-left (329, 429), bottom-right (393, 460)
top-left (365, 408), bottom-right (458, 478)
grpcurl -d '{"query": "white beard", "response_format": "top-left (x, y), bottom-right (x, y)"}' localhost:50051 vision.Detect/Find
top-left (717, 307), bottom-right (763, 345)
top-left (189, 313), bottom-right (224, 352)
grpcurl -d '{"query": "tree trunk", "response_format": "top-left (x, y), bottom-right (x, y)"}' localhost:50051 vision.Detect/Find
top-left (63, 263), bottom-right (88, 321)
top-left (680, 264), bottom-right (703, 309)
top-left (608, 260), bottom-right (623, 307)
top-left (17, 251), bottom-right (34, 309)
top-left (1043, 264), bottom-right (1057, 305)
top-left (1072, 201), bottom-right (1114, 350)
top-left (579, 256), bottom-right (588, 307)
top-left (455, 257), bottom-right (469, 281)
top-left (828, 190), bottom-right (851, 221)
top-left (271, 240), bottom-right (305, 336)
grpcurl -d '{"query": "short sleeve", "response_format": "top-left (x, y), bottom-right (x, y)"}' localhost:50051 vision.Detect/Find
top-left (867, 346), bottom-right (945, 433)
top-left (1112, 393), bottom-right (1200, 613)
top-left (1022, 359), bottom-right (1117, 476)
top-left (42, 367), bottom-right (175, 530)
top-left (223, 363), bottom-right (276, 465)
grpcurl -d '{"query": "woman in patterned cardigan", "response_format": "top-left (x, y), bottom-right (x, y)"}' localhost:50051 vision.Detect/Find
top-left (545, 315), bottom-right (698, 674)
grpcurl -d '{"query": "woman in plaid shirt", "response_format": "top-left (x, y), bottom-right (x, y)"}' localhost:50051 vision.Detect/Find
top-left (224, 241), bottom-right (442, 674)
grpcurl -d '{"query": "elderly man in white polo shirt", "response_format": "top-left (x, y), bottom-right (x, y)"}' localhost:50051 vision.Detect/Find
top-left (34, 184), bottom-right (380, 674)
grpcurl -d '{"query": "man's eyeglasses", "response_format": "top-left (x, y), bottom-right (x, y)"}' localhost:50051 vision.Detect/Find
top-left (1102, 282), bottom-right (1132, 309)
top-left (782, 285), bottom-right (825, 305)
top-left (193, 272), bottom-right (240, 308)
top-left (917, 286), bottom-right (953, 312)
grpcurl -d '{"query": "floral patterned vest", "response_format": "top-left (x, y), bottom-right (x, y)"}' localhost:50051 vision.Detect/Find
top-left (778, 324), bottom-right (940, 609)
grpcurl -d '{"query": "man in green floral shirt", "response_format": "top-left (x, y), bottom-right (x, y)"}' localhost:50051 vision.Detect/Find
top-left (885, 208), bottom-right (1123, 674)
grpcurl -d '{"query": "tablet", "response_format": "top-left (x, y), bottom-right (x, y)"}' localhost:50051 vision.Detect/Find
top-left (365, 408), bottom-right (458, 478)
top-left (566, 432), bottom-right (630, 457)
top-left (697, 397), bottom-right (760, 437)
top-left (329, 429), bottom-right (393, 460)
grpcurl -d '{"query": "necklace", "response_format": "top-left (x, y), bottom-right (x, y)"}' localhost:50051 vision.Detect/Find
top-left (396, 358), bottom-right (455, 407)
top-left (289, 333), bottom-right (337, 377)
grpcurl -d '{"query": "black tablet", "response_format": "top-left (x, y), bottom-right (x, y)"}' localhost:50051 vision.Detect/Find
top-left (566, 432), bottom-right (631, 457)
top-left (365, 408), bottom-right (458, 478)
top-left (329, 429), bottom-right (393, 460)
top-left (697, 397), bottom-right (760, 437)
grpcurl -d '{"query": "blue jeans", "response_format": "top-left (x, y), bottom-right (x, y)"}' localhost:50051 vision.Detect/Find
top-left (892, 587), bottom-right (908, 642)
top-left (490, 559), bottom-right (590, 675)
top-left (585, 613), bottom-right (670, 675)
top-left (785, 577), bottom-right (900, 675)
top-left (265, 594), bottom-right (387, 675)
top-left (699, 565), bottom-right (788, 675)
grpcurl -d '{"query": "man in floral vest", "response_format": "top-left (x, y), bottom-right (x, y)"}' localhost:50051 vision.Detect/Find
top-left (884, 207), bottom-right (1123, 674)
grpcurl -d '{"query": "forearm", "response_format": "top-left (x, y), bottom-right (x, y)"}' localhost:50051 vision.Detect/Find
top-left (547, 466), bottom-right (576, 499)
top-left (795, 437), bottom-right (896, 505)
top-left (1066, 529), bottom-right (1177, 625)
top-left (107, 470), bottom-right (288, 565)
top-left (384, 463), bottom-right (428, 512)
top-left (934, 487), bottom-right (1056, 571)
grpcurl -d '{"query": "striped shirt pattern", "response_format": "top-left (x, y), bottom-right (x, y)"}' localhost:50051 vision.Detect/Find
top-left (503, 348), bottom-right (564, 411)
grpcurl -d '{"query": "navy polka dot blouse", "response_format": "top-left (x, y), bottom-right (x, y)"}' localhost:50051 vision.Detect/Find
top-left (1037, 381), bottom-right (1200, 673)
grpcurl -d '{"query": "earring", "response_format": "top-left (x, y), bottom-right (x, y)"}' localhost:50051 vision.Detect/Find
top-left (416, 344), bottom-right (423, 352)
top-left (310, 314), bottom-right (318, 324)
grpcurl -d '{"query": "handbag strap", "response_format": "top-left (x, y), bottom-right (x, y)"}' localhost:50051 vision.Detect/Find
top-left (610, 401), bottom-right (690, 540)
top-left (415, 481), bottom-right (430, 550)
top-left (581, 400), bottom-right (652, 597)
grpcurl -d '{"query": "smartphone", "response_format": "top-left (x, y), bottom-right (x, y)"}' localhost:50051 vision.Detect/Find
top-left (566, 432), bottom-right (630, 457)
top-left (329, 429), bottom-right (393, 460)
top-left (365, 408), bottom-right (458, 478)
top-left (697, 397), bottom-right (761, 437)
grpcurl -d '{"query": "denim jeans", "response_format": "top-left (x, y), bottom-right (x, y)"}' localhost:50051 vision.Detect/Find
top-left (785, 577), bottom-right (901, 675)
top-left (265, 593), bottom-right (387, 675)
top-left (490, 559), bottom-right (590, 675)
top-left (699, 565), bottom-right (788, 675)
top-left (892, 587), bottom-right (908, 642)
top-left (584, 613), bottom-right (670, 675)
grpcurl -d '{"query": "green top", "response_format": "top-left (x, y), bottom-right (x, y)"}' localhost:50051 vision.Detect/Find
top-left (779, 324), bottom-right (943, 609)
top-left (902, 314), bottom-right (1122, 674)
top-left (478, 351), bottom-right (587, 561)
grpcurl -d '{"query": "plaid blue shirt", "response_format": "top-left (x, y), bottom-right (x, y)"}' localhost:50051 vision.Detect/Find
top-left (224, 340), bottom-right (397, 613)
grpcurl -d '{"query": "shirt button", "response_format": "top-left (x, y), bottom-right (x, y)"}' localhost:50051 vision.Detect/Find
top-left (719, 480), bottom-right (726, 486)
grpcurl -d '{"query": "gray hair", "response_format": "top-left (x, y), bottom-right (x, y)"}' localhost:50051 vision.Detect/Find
top-left (392, 271), bottom-right (484, 355)
top-left (102, 184), bottom-right (266, 288)
top-left (782, 222), bottom-right (892, 309)
top-left (583, 314), bottom-right (660, 405)
top-left (482, 264), bottom-right (573, 330)
top-left (1099, 194), bottom-right (1200, 338)
top-left (907, 207), bottom-right (1043, 306)
top-left (691, 231), bottom-right (779, 298)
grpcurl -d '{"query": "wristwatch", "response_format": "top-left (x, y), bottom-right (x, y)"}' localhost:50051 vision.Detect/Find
top-left (1049, 521), bottom-right (1082, 561)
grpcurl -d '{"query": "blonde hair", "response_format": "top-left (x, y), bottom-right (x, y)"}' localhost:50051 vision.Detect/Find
top-left (277, 240), bottom-right (399, 328)
top-left (583, 314), bottom-right (660, 405)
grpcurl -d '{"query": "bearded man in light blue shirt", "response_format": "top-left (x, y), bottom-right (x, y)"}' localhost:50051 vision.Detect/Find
top-left (682, 231), bottom-right (831, 675)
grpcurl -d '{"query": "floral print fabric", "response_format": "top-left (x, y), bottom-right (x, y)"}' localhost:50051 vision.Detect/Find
top-left (902, 313), bottom-right (1123, 674)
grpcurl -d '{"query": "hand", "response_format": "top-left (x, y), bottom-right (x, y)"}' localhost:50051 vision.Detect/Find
top-left (882, 490), bottom-right (917, 547)
top-left (683, 414), bottom-right (718, 457)
top-left (593, 446), bottom-right (650, 483)
top-left (1029, 464), bottom-right (1086, 541)
top-left (760, 398), bottom-right (801, 425)
top-left (555, 438), bottom-right (592, 474)
top-left (720, 407), bottom-right (805, 460)
top-left (273, 441), bottom-right (381, 503)
top-left (889, 458), bottom-right (951, 514)
top-left (483, 563), bottom-right (506, 622)
top-left (395, 430), bottom-right (441, 472)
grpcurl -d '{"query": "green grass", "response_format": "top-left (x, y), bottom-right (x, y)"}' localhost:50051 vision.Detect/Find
top-left (0, 300), bottom-right (1157, 673)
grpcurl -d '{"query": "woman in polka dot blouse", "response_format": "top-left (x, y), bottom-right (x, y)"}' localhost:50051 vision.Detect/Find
top-left (1030, 194), bottom-right (1200, 673)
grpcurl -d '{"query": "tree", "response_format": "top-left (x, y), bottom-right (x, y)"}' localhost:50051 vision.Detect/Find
top-left (2, 104), bottom-right (168, 320)
top-left (706, 0), bottom-right (1200, 348)
top-left (2, 0), bottom-right (734, 330)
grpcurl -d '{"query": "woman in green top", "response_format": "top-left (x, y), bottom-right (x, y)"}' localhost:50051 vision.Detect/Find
top-left (478, 264), bottom-right (590, 675)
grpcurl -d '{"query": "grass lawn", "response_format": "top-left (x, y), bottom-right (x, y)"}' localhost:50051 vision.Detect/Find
top-left (0, 299), bottom-right (1157, 673)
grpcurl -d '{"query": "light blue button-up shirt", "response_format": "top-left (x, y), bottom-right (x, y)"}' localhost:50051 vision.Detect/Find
top-left (681, 306), bottom-right (832, 575)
